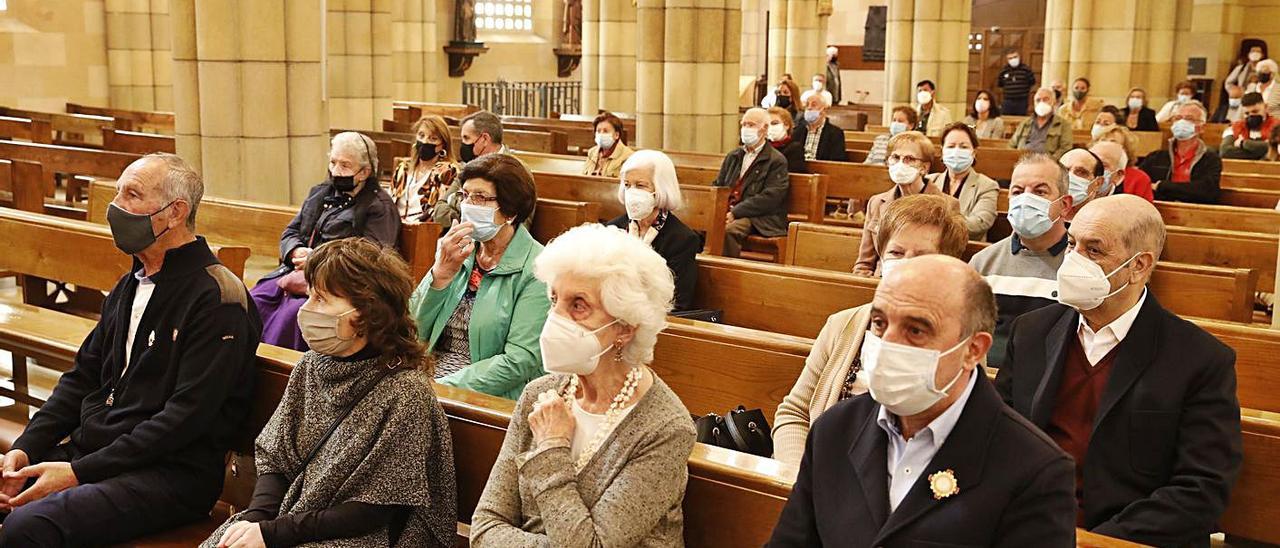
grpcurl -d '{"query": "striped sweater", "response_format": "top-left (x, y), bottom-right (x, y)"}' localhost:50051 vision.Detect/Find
top-left (968, 233), bottom-right (1068, 368)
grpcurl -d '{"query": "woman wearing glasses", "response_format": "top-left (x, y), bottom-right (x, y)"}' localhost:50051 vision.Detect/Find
top-left (409, 154), bottom-right (552, 400)
top-left (852, 130), bottom-right (950, 277)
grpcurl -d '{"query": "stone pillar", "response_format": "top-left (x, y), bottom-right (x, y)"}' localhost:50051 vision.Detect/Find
top-left (172, 0), bottom-right (329, 205)
top-left (740, 0), bottom-right (766, 78)
top-left (1043, 0), bottom-right (1192, 106)
top-left (635, 0), bottom-right (739, 153)
top-left (328, 0), bottom-right (393, 130)
top-left (580, 0), bottom-right (636, 115)
top-left (105, 0), bottom-right (173, 110)
top-left (882, 0), bottom-right (969, 124)
top-left (391, 0), bottom-right (440, 102)
top-left (1187, 0), bottom-right (1245, 90)
top-left (765, 0), bottom-right (823, 85)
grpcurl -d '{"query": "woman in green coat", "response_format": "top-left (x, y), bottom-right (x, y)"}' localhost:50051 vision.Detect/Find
top-left (410, 154), bottom-right (550, 400)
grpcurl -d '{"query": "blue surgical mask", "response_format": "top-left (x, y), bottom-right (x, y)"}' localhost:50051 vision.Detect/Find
top-left (1008, 192), bottom-right (1063, 240)
top-left (941, 148), bottom-right (974, 173)
top-left (1171, 119), bottom-right (1197, 141)
top-left (888, 121), bottom-right (908, 136)
top-left (804, 110), bottom-right (820, 124)
top-left (460, 202), bottom-right (504, 242)
top-left (595, 133), bottom-right (615, 150)
top-left (1067, 173), bottom-right (1095, 206)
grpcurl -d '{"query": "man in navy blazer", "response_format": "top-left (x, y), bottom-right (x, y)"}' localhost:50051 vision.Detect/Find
top-left (997, 195), bottom-right (1241, 547)
top-left (768, 256), bottom-right (1075, 547)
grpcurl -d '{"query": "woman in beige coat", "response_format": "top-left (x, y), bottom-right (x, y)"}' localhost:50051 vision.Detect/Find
top-left (852, 131), bottom-right (944, 277)
top-left (925, 122), bottom-right (1000, 241)
top-left (772, 194), bottom-right (971, 466)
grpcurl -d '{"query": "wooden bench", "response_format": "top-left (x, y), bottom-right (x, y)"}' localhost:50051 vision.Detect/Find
top-left (380, 119), bottom-right (569, 155)
top-left (390, 100), bottom-right (478, 121)
top-left (0, 304), bottom-right (1153, 547)
top-left (781, 221), bottom-right (1259, 324)
top-left (0, 140), bottom-right (141, 200)
top-left (528, 198), bottom-right (599, 245)
top-left (0, 116), bottom-right (52, 144)
top-left (530, 170), bottom-right (730, 256)
top-left (1223, 158), bottom-right (1280, 177)
top-left (0, 107), bottom-right (119, 148)
top-left (66, 102), bottom-right (175, 134)
top-left (101, 128), bottom-right (177, 154)
top-left (86, 180), bottom-right (442, 283)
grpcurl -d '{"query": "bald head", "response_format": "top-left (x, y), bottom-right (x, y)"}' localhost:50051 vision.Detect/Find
top-left (1089, 140), bottom-right (1128, 174)
top-left (880, 255), bottom-right (997, 337)
top-left (1073, 194), bottom-right (1166, 260)
top-left (741, 108), bottom-right (769, 146)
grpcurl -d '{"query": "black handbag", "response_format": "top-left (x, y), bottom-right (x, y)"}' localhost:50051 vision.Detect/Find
top-left (694, 406), bottom-right (773, 457)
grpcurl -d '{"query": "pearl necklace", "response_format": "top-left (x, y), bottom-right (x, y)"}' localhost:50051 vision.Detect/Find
top-left (563, 367), bottom-right (643, 471)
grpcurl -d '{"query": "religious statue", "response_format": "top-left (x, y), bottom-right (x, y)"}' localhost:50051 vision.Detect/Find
top-left (455, 0), bottom-right (477, 43)
top-left (562, 0), bottom-right (582, 46)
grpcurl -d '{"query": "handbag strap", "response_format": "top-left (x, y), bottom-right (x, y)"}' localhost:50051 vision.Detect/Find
top-left (295, 365), bottom-right (395, 477)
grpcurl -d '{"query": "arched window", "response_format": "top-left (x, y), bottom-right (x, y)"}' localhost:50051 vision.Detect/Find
top-left (475, 0), bottom-right (534, 32)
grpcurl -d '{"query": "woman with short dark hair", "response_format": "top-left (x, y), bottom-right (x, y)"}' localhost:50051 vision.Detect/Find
top-left (203, 238), bottom-right (456, 548)
top-left (409, 154), bottom-right (551, 400)
top-left (582, 111), bottom-right (634, 178)
top-left (927, 121), bottom-right (999, 240)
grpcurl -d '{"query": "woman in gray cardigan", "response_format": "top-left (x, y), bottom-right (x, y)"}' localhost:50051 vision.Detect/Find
top-left (470, 224), bottom-right (697, 547)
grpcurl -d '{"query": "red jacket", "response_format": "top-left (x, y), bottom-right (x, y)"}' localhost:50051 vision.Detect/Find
top-left (1119, 166), bottom-right (1155, 202)
top-left (1228, 114), bottom-right (1280, 142)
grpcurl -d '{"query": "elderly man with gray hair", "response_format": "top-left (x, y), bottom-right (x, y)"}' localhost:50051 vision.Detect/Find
top-left (0, 154), bottom-right (262, 547)
top-left (712, 107), bottom-right (791, 257)
top-left (251, 131), bottom-right (400, 350)
top-left (793, 91), bottom-right (849, 161)
top-left (1138, 99), bottom-right (1223, 204)
top-left (768, 255), bottom-right (1075, 547)
top-left (998, 194), bottom-right (1242, 546)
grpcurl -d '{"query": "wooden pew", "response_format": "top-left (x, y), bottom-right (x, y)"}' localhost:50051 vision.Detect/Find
top-left (528, 198), bottom-right (600, 244)
top-left (1162, 225), bottom-right (1278, 297)
top-left (0, 107), bottom-right (118, 147)
top-left (0, 115), bottom-right (52, 144)
top-left (101, 128), bottom-right (177, 154)
top-left (382, 118), bottom-right (569, 155)
top-left (0, 140), bottom-right (140, 199)
top-left (1223, 158), bottom-right (1280, 177)
top-left (530, 170), bottom-right (730, 256)
top-left (66, 102), bottom-right (175, 134)
top-left (87, 180), bottom-right (442, 283)
top-left (782, 221), bottom-right (1259, 324)
top-left (391, 100), bottom-right (477, 120)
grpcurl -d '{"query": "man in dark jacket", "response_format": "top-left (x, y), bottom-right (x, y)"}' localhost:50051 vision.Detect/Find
top-left (0, 154), bottom-right (262, 547)
top-left (768, 256), bottom-right (1075, 547)
top-left (1138, 101), bottom-right (1223, 204)
top-left (793, 93), bottom-right (849, 162)
top-left (713, 107), bottom-right (791, 257)
top-left (998, 195), bottom-right (1241, 547)
top-left (997, 49), bottom-right (1037, 115)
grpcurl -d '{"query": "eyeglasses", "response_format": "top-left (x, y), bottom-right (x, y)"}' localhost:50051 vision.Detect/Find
top-left (886, 154), bottom-right (925, 166)
top-left (458, 190), bottom-right (498, 205)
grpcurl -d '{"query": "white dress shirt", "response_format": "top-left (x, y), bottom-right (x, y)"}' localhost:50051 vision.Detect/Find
top-left (876, 370), bottom-right (978, 512)
top-left (124, 271), bottom-right (156, 372)
top-left (1076, 289), bottom-right (1147, 366)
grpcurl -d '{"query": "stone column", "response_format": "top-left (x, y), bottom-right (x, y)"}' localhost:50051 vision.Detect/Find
top-left (1042, 0), bottom-right (1191, 106)
top-left (882, 0), bottom-right (970, 124)
top-left (328, 0), bottom-right (393, 130)
top-left (391, 0), bottom-right (440, 103)
top-left (1187, 0), bottom-right (1245, 91)
top-left (635, 0), bottom-right (740, 153)
top-left (172, 0), bottom-right (329, 205)
top-left (105, 0), bottom-right (173, 110)
top-left (580, 0), bottom-right (636, 115)
top-left (765, 0), bottom-right (823, 85)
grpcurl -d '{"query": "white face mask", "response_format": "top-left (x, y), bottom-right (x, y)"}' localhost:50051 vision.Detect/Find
top-left (740, 126), bottom-right (762, 148)
top-left (888, 121), bottom-right (908, 136)
top-left (859, 331), bottom-right (970, 417)
top-left (878, 258), bottom-right (902, 279)
top-left (812, 80), bottom-right (824, 91)
top-left (595, 132), bottom-right (615, 150)
top-left (1127, 97), bottom-right (1144, 110)
top-left (1034, 101), bottom-right (1054, 117)
top-left (888, 162), bottom-right (920, 185)
top-left (1091, 123), bottom-right (1107, 141)
top-left (917, 90), bottom-right (933, 105)
top-left (1250, 51), bottom-right (1264, 62)
top-left (622, 186), bottom-right (657, 221)
top-left (1008, 57), bottom-right (1021, 67)
top-left (1177, 94), bottom-right (1193, 103)
top-left (974, 99), bottom-right (990, 113)
top-left (539, 312), bottom-right (620, 375)
top-left (767, 123), bottom-right (788, 142)
top-left (1056, 251), bottom-right (1140, 311)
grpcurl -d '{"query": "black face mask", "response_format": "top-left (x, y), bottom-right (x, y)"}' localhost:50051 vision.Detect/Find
top-left (1247, 114), bottom-right (1265, 129)
top-left (1260, 72), bottom-right (1274, 84)
top-left (776, 96), bottom-right (792, 109)
top-left (460, 141), bottom-right (477, 163)
top-left (417, 141), bottom-right (438, 161)
top-left (331, 174), bottom-right (356, 192)
top-left (107, 201), bottom-right (175, 255)
top-left (1053, 89), bottom-right (1063, 101)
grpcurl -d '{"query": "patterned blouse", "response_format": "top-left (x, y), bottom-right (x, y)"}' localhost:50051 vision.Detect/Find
top-left (433, 262), bottom-right (491, 378)
top-left (392, 159), bottom-right (459, 221)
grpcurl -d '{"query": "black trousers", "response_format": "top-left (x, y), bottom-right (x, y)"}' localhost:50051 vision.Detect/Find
top-left (0, 445), bottom-right (213, 548)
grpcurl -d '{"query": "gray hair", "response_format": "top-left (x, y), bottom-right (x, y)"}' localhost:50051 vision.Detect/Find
top-left (534, 224), bottom-right (675, 366)
top-left (1176, 100), bottom-right (1208, 123)
top-left (800, 90), bottom-right (831, 108)
top-left (144, 153), bottom-right (203, 231)
top-left (963, 271), bottom-right (998, 337)
top-left (330, 132), bottom-right (378, 181)
top-left (618, 150), bottom-right (683, 211)
top-left (1014, 152), bottom-right (1069, 197)
top-left (462, 110), bottom-right (504, 145)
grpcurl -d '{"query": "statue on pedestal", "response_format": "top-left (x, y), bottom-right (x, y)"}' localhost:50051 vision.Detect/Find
top-left (455, 0), bottom-right (477, 44)
top-left (561, 0), bottom-right (582, 46)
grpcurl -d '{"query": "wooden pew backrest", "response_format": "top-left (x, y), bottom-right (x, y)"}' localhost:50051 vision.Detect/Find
top-left (530, 198), bottom-right (600, 244)
top-left (101, 128), bottom-right (176, 154)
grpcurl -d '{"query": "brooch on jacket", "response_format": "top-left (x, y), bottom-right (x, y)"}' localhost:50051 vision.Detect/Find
top-left (929, 469), bottom-right (959, 500)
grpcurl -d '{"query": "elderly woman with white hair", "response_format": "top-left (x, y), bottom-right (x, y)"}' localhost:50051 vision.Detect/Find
top-left (604, 150), bottom-right (700, 310)
top-left (251, 131), bottom-right (400, 350)
top-left (470, 223), bottom-right (697, 548)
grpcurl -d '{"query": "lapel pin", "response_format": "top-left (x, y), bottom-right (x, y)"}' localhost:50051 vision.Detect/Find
top-left (929, 469), bottom-right (959, 500)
